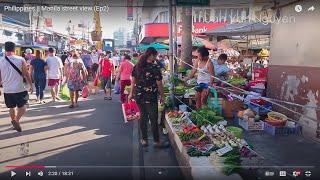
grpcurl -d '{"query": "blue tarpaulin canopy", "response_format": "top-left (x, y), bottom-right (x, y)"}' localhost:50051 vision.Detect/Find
top-left (204, 22), bottom-right (271, 36)
top-left (137, 43), bottom-right (169, 50)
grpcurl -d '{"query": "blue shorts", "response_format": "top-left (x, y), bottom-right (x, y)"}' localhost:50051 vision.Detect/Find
top-left (194, 83), bottom-right (209, 92)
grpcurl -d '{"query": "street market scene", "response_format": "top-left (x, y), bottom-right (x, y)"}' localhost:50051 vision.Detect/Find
top-left (0, 0), bottom-right (320, 180)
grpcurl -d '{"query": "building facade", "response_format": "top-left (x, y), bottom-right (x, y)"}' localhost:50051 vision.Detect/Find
top-left (134, 0), bottom-right (271, 44)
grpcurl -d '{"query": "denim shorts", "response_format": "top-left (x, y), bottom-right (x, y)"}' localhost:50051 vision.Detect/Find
top-left (194, 83), bottom-right (209, 92)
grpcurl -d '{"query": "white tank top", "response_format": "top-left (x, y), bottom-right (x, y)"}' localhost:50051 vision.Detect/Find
top-left (0, 55), bottom-right (26, 93)
top-left (197, 60), bottom-right (211, 84)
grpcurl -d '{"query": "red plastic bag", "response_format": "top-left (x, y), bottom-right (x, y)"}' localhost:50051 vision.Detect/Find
top-left (253, 68), bottom-right (268, 81)
top-left (93, 75), bottom-right (99, 87)
top-left (82, 85), bottom-right (89, 98)
top-left (122, 101), bottom-right (140, 123)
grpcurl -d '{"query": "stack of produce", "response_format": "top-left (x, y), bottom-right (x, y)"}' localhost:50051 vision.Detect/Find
top-left (184, 88), bottom-right (196, 97)
top-left (237, 109), bottom-right (260, 122)
top-left (228, 77), bottom-right (247, 86)
top-left (207, 125), bottom-right (244, 148)
top-left (170, 77), bottom-right (184, 86)
top-left (164, 96), bottom-right (174, 109)
top-left (186, 78), bottom-right (197, 87)
top-left (187, 146), bottom-right (218, 157)
top-left (167, 110), bottom-right (184, 119)
top-left (190, 107), bottom-right (224, 126)
top-left (164, 84), bottom-right (170, 94)
top-left (209, 149), bottom-right (242, 176)
top-left (174, 85), bottom-right (186, 95)
top-left (178, 131), bottom-right (203, 142)
top-left (178, 67), bottom-right (187, 74)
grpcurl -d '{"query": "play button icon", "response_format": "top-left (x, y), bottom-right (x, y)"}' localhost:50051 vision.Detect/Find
top-left (11, 171), bottom-right (16, 177)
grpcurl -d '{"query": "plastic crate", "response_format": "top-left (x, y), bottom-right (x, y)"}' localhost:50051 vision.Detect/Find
top-left (249, 88), bottom-right (265, 95)
top-left (238, 118), bottom-right (264, 131)
top-left (248, 102), bottom-right (272, 115)
top-left (264, 122), bottom-right (302, 136)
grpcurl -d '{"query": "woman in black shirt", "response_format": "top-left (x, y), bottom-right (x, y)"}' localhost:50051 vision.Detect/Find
top-left (129, 47), bottom-right (168, 148)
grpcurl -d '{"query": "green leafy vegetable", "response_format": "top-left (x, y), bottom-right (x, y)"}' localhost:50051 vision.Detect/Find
top-left (190, 107), bottom-right (224, 126)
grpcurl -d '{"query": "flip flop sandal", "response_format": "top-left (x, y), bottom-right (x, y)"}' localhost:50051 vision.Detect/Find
top-left (108, 97), bottom-right (112, 100)
top-left (11, 120), bottom-right (22, 132)
top-left (69, 104), bottom-right (74, 108)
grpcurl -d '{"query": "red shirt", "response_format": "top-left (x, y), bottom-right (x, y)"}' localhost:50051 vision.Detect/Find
top-left (119, 60), bottom-right (134, 80)
top-left (99, 58), bottom-right (113, 77)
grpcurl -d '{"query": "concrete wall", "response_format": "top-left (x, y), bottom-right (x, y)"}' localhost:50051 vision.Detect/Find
top-left (268, 0), bottom-right (320, 139)
top-left (270, 0), bottom-right (320, 67)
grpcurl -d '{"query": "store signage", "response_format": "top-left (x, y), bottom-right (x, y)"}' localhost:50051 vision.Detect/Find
top-left (142, 22), bottom-right (225, 38)
top-left (177, 24), bottom-right (208, 34)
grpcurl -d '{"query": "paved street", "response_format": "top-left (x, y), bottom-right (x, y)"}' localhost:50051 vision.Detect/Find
top-left (0, 90), bottom-right (183, 180)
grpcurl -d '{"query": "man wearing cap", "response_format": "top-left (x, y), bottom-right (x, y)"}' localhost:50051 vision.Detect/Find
top-left (25, 48), bottom-right (35, 62)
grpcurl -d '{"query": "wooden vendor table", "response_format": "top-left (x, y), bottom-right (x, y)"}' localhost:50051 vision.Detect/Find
top-left (165, 115), bottom-right (242, 180)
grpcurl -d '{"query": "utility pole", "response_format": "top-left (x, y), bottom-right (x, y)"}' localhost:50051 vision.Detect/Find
top-left (93, 0), bottom-right (102, 50)
top-left (173, 1), bottom-right (178, 68)
top-left (181, 6), bottom-right (193, 69)
top-left (169, 0), bottom-right (175, 105)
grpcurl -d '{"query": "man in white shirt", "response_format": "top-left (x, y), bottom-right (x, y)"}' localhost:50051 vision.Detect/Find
top-left (90, 49), bottom-right (100, 78)
top-left (0, 42), bottom-right (33, 132)
top-left (111, 52), bottom-right (120, 94)
top-left (112, 52), bottom-right (120, 70)
top-left (46, 47), bottom-right (63, 102)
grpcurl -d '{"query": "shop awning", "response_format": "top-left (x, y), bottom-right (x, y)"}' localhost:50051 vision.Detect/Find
top-left (137, 43), bottom-right (169, 50)
top-left (162, 37), bottom-right (216, 49)
top-left (204, 22), bottom-right (271, 37)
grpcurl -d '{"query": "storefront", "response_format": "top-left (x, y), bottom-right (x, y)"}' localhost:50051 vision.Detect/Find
top-left (138, 22), bottom-right (225, 44)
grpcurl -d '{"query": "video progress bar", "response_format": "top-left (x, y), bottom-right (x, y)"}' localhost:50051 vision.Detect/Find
top-left (4, 165), bottom-right (316, 169)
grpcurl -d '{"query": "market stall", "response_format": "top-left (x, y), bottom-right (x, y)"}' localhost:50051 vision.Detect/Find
top-left (159, 57), bottom-right (302, 179)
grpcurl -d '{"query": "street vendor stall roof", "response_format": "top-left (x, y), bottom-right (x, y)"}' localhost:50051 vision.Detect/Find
top-left (203, 22), bottom-right (271, 37)
top-left (137, 43), bottom-right (169, 50)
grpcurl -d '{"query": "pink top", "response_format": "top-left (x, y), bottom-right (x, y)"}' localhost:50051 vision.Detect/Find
top-left (119, 60), bottom-right (134, 80)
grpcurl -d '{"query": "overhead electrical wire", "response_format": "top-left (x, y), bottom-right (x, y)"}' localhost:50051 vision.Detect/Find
top-left (174, 56), bottom-right (319, 122)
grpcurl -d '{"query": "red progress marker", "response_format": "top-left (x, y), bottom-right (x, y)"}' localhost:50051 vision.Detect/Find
top-left (5, 165), bottom-right (46, 169)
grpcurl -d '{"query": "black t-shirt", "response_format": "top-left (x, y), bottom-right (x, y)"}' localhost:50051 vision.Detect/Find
top-left (60, 54), bottom-right (68, 65)
top-left (132, 63), bottom-right (162, 103)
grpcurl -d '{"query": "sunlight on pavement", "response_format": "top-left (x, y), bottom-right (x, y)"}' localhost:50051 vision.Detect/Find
top-left (0, 126), bottom-right (85, 148)
top-left (0, 113), bottom-right (93, 136)
top-left (0, 127), bottom-right (108, 173)
top-left (0, 108), bottom-right (96, 127)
